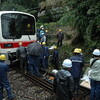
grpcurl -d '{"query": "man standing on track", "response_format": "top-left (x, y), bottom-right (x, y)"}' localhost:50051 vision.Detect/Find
top-left (70, 48), bottom-right (84, 95)
top-left (16, 42), bottom-right (27, 73)
top-left (53, 59), bottom-right (74, 100)
top-left (0, 54), bottom-right (15, 100)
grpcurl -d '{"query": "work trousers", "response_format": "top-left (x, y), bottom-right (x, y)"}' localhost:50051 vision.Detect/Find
top-left (20, 57), bottom-right (27, 73)
top-left (0, 78), bottom-right (13, 100)
top-left (73, 78), bottom-right (80, 94)
top-left (90, 79), bottom-right (100, 100)
top-left (43, 57), bottom-right (48, 69)
top-left (29, 55), bottom-right (40, 76)
top-left (57, 40), bottom-right (62, 47)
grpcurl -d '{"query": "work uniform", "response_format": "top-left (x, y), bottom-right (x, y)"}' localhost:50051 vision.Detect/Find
top-left (57, 32), bottom-right (64, 47)
top-left (40, 35), bottom-right (46, 43)
top-left (16, 46), bottom-right (27, 72)
top-left (70, 54), bottom-right (84, 94)
top-left (28, 55), bottom-right (40, 76)
top-left (53, 69), bottom-right (74, 100)
top-left (52, 49), bottom-right (59, 69)
top-left (0, 61), bottom-right (13, 100)
top-left (90, 58), bottom-right (100, 100)
top-left (42, 45), bottom-right (49, 69)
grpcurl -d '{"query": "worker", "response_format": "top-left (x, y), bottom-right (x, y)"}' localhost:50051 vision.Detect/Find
top-left (52, 46), bottom-right (59, 69)
top-left (0, 55), bottom-right (15, 100)
top-left (39, 27), bottom-right (45, 42)
top-left (53, 59), bottom-right (74, 100)
top-left (56, 29), bottom-right (64, 47)
top-left (16, 42), bottom-right (27, 73)
top-left (89, 49), bottom-right (100, 100)
top-left (70, 48), bottom-right (84, 95)
top-left (40, 34), bottom-right (46, 43)
top-left (42, 42), bottom-right (49, 69)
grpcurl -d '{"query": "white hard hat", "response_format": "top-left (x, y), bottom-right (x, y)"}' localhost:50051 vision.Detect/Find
top-left (62, 59), bottom-right (72, 68)
top-left (92, 49), bottom-right (100, 56)
top-left (40, 25), bottom-right (44, 28)
top-left (52, 69), bottom-right (58, 74)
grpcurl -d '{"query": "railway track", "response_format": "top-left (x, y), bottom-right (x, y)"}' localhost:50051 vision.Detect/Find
top-left (21, 72), bottom-right (54, 94)
top-left (16, 69), bottom-right (90, 100)
top-left (3, 70), bottom-right (55, 100)
top-left (11, 60), bottom-right (91, 100)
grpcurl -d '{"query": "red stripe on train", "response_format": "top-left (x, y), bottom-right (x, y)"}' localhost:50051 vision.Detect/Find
top-left (0, 40), bottom-right (36, 49)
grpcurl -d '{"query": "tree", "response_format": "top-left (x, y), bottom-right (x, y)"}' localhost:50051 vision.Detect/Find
top-left (59, 0), bottom-right (100, 49)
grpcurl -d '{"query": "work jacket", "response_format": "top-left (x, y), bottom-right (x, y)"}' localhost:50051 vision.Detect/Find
top-left (90, 58), bottom-right (100, 81)
top-left (70, 54), bottom-right (84, 78)
top-left (53, 69), bottom-right (74, 100)
top-left (16, 46), bottom-right (27, 59)
top-left (0, 61), bottom-right (9, 81)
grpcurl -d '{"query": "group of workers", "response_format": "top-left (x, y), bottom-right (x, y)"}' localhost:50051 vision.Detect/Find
top-left (37, 25), bottom-right (64, 47)
top-left (0, 25), bottom-right (100, 100)
top-left (16, 41), bottom-right (50, 77)
top-left (53, 48), bottom-right (100, 100)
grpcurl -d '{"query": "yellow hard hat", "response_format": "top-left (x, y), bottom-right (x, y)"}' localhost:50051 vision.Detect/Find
top-left (42, 42), bottom-right (46, 45)
top-left (74, 48), bottom-right (80, 53)
top-left (45, 30), bottom-right (48, 32)
top-left (59, 29), bottom-right (62, 32)
top-left (19, 42), bottom-right (22, 45)
top-left (78, 48), bottom-right (82, 53)
top-left (54, 46), bottom-right (57, 49)
top-left (0, 54), bottom-right (6, 60)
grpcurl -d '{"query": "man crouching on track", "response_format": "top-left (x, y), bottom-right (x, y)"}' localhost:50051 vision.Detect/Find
top-left (0, 55), bottom-right (15, 100)
top-left (53, 59), bottom-right (74, 100)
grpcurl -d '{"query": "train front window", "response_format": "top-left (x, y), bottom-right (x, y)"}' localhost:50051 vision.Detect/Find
top-left (1, 13), bottom-right (35, 39)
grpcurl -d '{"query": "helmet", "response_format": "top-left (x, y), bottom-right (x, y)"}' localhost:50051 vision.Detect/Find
top-left (54, 46), bottom-right (57, 49)
top-left (19, 42), bottom-right (22, 45)
top-left (42, 42), bottom-right (46, 45)
top-left (0, 54), bottom-right (6, 60)
top-left (78, 48), bottom-right (82, 53)
top-left (62, 59), bottom-right (72, 68)
top-left (93, 49), bottom-right (100, 56)
top-left (45, 30), bottom-right (48, 32)
top-left (59, 29), bottom-right (62, 32)
top-left (40, 25), bottom-right (44, 28)
top-left (74, 48), bottom-right (80, 53)
top-left (52, 69), bottom-right (58, 74)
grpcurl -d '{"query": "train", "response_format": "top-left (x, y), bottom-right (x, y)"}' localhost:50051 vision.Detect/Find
top-left (0, 11), bottom-right (37, 64)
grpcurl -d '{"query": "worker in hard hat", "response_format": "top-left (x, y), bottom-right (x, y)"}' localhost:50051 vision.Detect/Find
top-left (40, 33), bottom-right (46, 43)
top-left (38, 26), bottom-right (45, 42)
top-left (42, 42), bottom-right (49, 69)
top-left (16, 42), bottom-right (27, 73)
top-left (52, 46), bottom-right (59, 69)
top-left (53, 59), bottom-right (74, 100)
top-left (70, 48), bottom-right (84, 95)
top-left (89, 49), bottom-right (100, 100)
top-left (0, 55), bottom-right (15, 100)
top-left (39, 42), bottom-right (49, 70)
top-left (56, 29), bottom-right (64, 47)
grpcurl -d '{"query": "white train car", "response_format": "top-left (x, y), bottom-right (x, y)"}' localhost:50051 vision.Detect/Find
top-left (0, 11), bottom-right (37, 64)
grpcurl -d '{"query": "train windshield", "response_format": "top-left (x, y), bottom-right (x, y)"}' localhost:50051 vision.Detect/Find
top-left (1, 13), bottom-right (35, 39)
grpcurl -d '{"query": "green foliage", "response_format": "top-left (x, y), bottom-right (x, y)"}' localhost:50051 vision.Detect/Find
top-left (0, 1), bottom-right (29, 12)
top-left (59, 0), bottom-right (100, 49)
